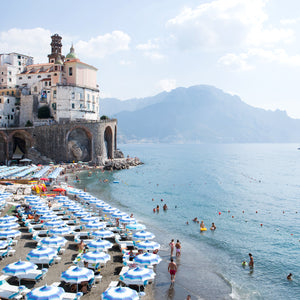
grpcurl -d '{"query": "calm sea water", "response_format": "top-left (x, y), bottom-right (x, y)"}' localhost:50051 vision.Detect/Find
top-left (74, 143), bottom-right (300, 300)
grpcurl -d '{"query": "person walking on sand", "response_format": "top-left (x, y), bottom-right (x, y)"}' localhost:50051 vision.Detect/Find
top-left (249, 253), bottom-right (254, 267)
top-left (175, 240), bottom-right (181, 257)
top-left (169, 239), bottom-right (175, 257)
top-left (168, 258), bottom-right (177, 283)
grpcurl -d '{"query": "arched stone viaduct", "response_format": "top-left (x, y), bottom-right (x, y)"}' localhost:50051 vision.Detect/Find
top-left (0, 119), bottom-right (118, 164)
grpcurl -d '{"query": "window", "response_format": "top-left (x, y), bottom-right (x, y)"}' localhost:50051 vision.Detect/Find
top-left (7, 99), bottom-right (9, 103)
top-left (12, 109), bottom-right (14, 112)
top-left (72, 103), bottom-right (75, 109)
top-left (18, 55), bottom-right (21, 59)
top-left (19, 77), bottom-right (22, 80)
top-left (18, 61), bottom-right (21, 66)
top-left (87, 103), bottom-right (90, 110)
top-left (28, 76), bottom-right (31, 79)
top-left (34, 87), bottom-right (37, 92)
top-left (9, 78), bottom-right (11, 82)
top-left (49, 81), bottom-right (51, 86)
top-left (54, 73), bottom-right (57, 76)
top-left (92, 95), bottom-right (95, 101)
top-left (61, 66), bottom-right (64, 71)
top-left (11, 91), bottom-right (14, 96)
top-left (80, 104), bottom-right (83, 108)
top-left (55, 66), bottom-right (57, 71)
top-left (37, 75), bottom-right (41, 78)
top-left (53, 90), bottom-right (57, 98)
top-left (69, 67), bottom-right (73, 76)
top-left (52, 103), bottom-right (56, 110)
top-left (47, 75), bottom-right (51, 78)
top-left (11, 115), bottom-right (13, 120)
top-left (6, 92), bottom-right (9, 96)
top-left (8, 71), bottom-right (11, 75)
top-left (45, 82), bottom-right (47, 86)
top-left (87, 94), bottom-right (90, 101)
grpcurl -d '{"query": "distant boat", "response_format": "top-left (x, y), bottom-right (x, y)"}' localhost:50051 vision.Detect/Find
top-left (113, 181), bottom-right (120, 184)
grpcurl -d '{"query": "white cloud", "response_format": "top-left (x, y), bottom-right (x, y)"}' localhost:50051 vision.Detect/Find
top-left (0, 28), bottom-right (51, 63)
top-left (158, 79), bottom-right (177, 92)
top-left (219, 48), bottom-right (300, 70)
top-left (166, 0), bottom-right (293, 50)
top-left (120, 60), bottom-right (133, 65)
top-left (136, 39), bottom-right (160, 51)
top-left (75, 31), bottom-right (131, 59)
top-left (280, 18), bottom-right (300, 26)
top-left (143, 51), bottom-right (165, 61)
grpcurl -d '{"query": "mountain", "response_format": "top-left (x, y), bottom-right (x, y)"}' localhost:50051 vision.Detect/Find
top-left (100, 85), bottom-right (300, 143)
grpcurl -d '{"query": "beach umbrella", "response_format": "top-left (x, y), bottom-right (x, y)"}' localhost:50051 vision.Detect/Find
top-left (87, 239), bottom-right (113, 252)
top-left (27, 247), bottom-right (57, 267)
top-left (40, 214), bottom-right (58, 222)
top-left (111, 211), bottom-right (128, 218)
top-left (24, 195), bottom-right (40, 200)
top-left (121, 266), bottom-right (155, 288)
top-left (96, 203), bottom-right (110, 209)
top-left (40, 235), bottom-right (67, 248)
top-left (53, 188), bottom-right (66, 192)
top-left (91, 229), bottom-right (114, 239)
top-left (133, 252), bottom-right (162, 266)
top-left (2, 260), bottom-right (37, 285)
top-left (102, 286), bottom-right (139, 300)
top-left (40, 178), bottom-right (49, 181)
top-left (26, 284), bottom-right (64, 300)
top-left (136, 240), bottom-right (160, 251)
top-left (73, 211), bottom-right (90, 218)
top-left (0, 240), bottom-right (8, 249)
top-left (80, 216), bottom-right (99, 224)
top-left (35, 208), bottom-right (51, 215)
top-left (0, 215), bottom-right (18, 222)
top-left (102, 206), bottom-right (118, 214)
top-left (119, 217), bottom-right (136, 224)
top-left (82, 250), bottom-right (110, 265)
top-left (44, 220), bottom-right (65, 228)
top-left (54, 195), bottom-right (68, 200)
top-left (61, 266), bottom-right (94, 292)
top-left (126, 223), bottom-right (146, 231)
top-left (132, 231), bottom-right (155, 241)
top-left (85, 221), bottom-right (106, 231)
top-left (0, 229), bottom-right (21, 239)
top-left (48, 226), bottom-right (73, 236)
top-left (0, 222), bottom-right (19, 230)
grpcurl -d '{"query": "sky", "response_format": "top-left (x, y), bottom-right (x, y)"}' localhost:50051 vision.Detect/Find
top-left (1, 0), bottom-right (300, 118)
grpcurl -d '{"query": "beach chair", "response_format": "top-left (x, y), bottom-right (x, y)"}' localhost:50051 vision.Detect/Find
top-left (0, 279), bottom-right (30, 300)
top-left (0, 249), bottom-right (8, 260)
top-left (16, 268), bottom-right (48, 283)
top-left (62, 292), bottom-right (83, 300)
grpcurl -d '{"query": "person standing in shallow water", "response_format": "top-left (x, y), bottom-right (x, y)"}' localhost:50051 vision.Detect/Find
top-left (249, 253), bottom-right (254, 267)
top-left (169, 239), bottom-right (175, 257)
top-left (168, 258), bottom-right (177, 283)
top-left (175, 240), bottom-right (181, 257)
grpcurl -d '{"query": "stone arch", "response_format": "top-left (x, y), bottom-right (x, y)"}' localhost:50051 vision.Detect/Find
top-left (104, 126), bottom-right (113, 159)
top-left (66, 126), bottom-right (92, 162)
top-left (114, 126), bottom-right (117, 151)
top-left (8, 130), bottom-right (34, 160)
top-left (0, 132), bottom-right (8, 164)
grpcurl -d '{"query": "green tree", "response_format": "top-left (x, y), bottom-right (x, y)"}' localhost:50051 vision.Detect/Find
top-left (100, 115), bottom-right (109, 120)
top-left (25, 120), bottom-right (33, 127)
top-left (38, 106), bottom-right (51, 119)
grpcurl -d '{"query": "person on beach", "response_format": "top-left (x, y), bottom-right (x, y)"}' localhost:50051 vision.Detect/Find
top-left (168, 258), bottom-right (177, 283)
top-left (156, 205), bottom-right (160, 212)
top-left (193, 217), bottom-right (198, 222)
top-left (78, 240), bottom-right (86, 253)
top-left (169, 239), bottom-right (175, 257)
top-left (163, 204), bottom-right (168, 211)
top-left (175, 240), bottom-right (181, 257)
top-left (128, 249), bottom-right (135, 261)
top-left (287, 273), bottom-right (292, 280)
top-left (186, 295), bottom-right (191, 300)
top-left (210, 222), bottom-right (216, 230)
top-left (249, 253), bottom-right (254, 267)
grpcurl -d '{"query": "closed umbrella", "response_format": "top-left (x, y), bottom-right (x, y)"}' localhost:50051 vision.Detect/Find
top-left (87, 239), bottom-right (113, 252)
top-left (26, 284), bottom-right (64, 300)
top-left (61, 266), bottom-right (94, 293)
top-left (102, 286), bottom-right (139, 300)
top-left (2, 260), bottom-right (37, 285)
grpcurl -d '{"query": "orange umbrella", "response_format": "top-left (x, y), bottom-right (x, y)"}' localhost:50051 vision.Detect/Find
top-left (52, 188), bottom-right (66, 192)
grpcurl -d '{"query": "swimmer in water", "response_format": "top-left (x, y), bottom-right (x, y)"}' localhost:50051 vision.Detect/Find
top-left (287, 273), bottom-right (292, 280)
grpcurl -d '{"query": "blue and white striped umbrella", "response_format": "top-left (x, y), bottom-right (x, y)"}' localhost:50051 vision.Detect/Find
top-left (35, 208), bottom-right (51, 215)
top-left (102, 287), bottom-right (139, 300)
top-left (39, 214), bottom-right (58, 222)
top-left (126, 223), bottom-right (146, 231)
top-left (0, 229), bottom-right (21, 239)
top-left (132, 231), bottom-right (155, 241)
top-left (102, 206), bottom-right (118, 214)
top-left (73, 211), bottom-right (90, 218)
top-left (0, 240), bottom-right (8, 249)
top-left (0, 215), bottom-right (18, 222)
top-left (87, 239), bottom-right (113, 251)
top-left (26, 284), bottom-right (65, 300)
top-left (61, 266), bottom-right (94, 292)
top-left (48, 226), bottom-right (73, 236)
top-left (136, 240), bottom-right (160, 251)
top-left (133, 252), bottom-right (162, 266)
top-left (92, 229), bottom-right (114, 239)
top-left (121, 267), bottom-right (155, 286)
top-left (67, 206), bottom-right (82, 212)
top-left (0, 221), bottom-right (19, 230)
top-left (111, 211), bottom-right (128, 218)
top-left (119, 217), bottom-right (136, 224)
top-left (62, 202), bottom-right (74, 208)
top-left (24, 195), bottom-right (40, 200)
top-left (82, 250), bottom-right (110, 264)
top-left (85, 221), bottom-right (106, 230)
top-left (96, 203), bottom-right (109, 209)
top-left (80, 216), bottom-right (99, 224)
top-left (27, 247), bottom-right (57, 262)
top-left (40, 235), bottom-right (67, 248)
top-left (2, 260), bottom-right (37, 284)
top-left (44, 220), bottom-right (65, 228)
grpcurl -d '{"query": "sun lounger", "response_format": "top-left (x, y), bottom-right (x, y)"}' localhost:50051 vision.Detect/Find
top-left (119, 266), bottom-right (129, 276)
top-left (16, 268), bottom-right (48, 283)
top-left (0, 279), bottom-right (30, 300)
top-left (62, 292), bottom-right (83, 300)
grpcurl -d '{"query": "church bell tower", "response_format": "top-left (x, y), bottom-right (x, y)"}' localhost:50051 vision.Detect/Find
top-left (48, 34), bottom-right (65, 63)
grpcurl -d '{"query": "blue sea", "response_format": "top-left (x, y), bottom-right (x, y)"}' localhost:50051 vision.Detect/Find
top-left (74, 143), bottom-right (300, 300)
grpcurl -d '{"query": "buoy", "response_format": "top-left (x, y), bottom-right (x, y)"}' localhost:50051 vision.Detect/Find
top-left (218, 212), bottom-right (221, 215)
top-left (260, 224), bottom-right (263, 227)
top-left (232, 216), bottom-right (234, 218)
top-left (200, 228), bottom-right (207, 232)
top-left (256, 211), bottom-right (258, 213)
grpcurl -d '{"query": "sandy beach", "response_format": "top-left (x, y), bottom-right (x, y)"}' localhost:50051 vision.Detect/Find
top-left (0, 177), bottom-right (155, 300)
